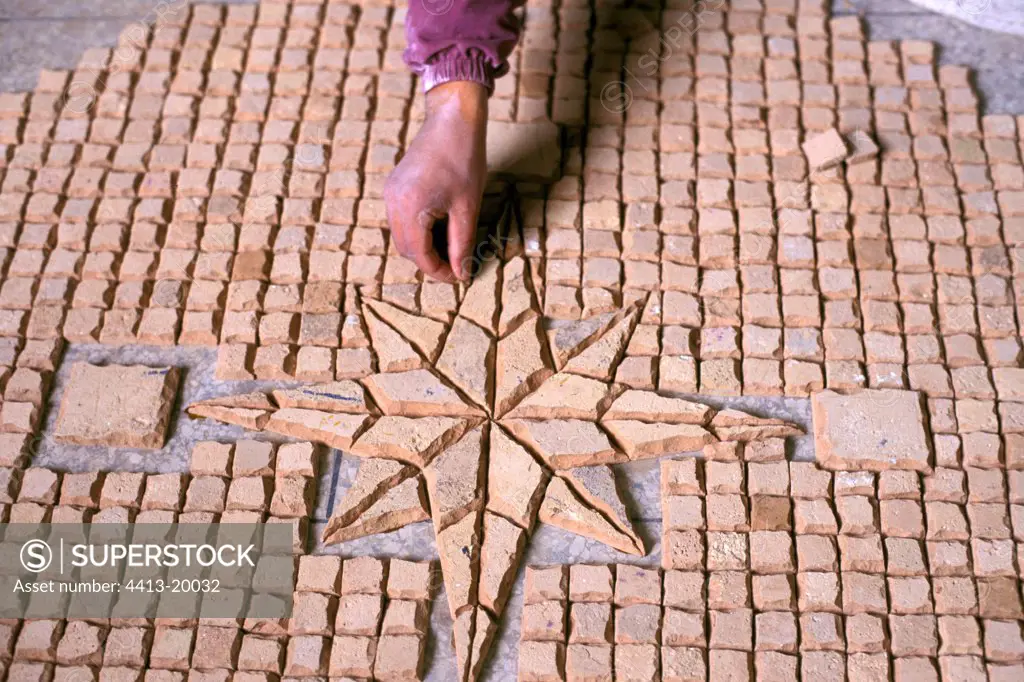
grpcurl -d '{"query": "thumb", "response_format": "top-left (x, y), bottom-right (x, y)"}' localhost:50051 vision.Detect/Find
top-left (447, 200), bottom-right (480, 282)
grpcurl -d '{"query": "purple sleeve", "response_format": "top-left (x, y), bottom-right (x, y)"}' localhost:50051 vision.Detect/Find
top-left (404, 0), bottom-right (524, 94)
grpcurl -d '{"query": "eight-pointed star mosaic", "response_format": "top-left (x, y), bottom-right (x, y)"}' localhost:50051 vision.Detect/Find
top-left (187, 242), bottom-right (802, 681)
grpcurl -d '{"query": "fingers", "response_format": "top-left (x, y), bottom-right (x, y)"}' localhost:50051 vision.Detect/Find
top-left (403, 209), bottom-right (455, 283)
top-left (447, 199), bottom-right (480, 282)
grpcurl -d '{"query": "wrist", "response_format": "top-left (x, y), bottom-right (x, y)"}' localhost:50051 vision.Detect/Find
top-left (426, 81), bottom-right (489, 129)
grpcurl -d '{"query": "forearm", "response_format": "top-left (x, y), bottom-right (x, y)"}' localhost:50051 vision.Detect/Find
top-left (404, 0), bottom-right (524, 93)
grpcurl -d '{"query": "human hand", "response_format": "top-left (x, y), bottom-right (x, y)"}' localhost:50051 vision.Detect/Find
top-left (384, 81), bottom-right (488, 282)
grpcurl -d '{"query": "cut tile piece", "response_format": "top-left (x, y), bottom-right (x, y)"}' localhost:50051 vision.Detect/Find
top-left (271, 381), bottom-right (372, 414)
top-left (321, 475), bottom-right (429, 545)
top-left (458, 259), bottom-right (500, 335)
top-left (363, 368), bottom-right (484, 418)
top-left (365, 298), bottom-right (446, 363)
top-left (264, 409), bottom-right (371, 451)
top-left (546, 311), bottom-right (619, 370)
top-left (453, 607), bottom-right (496, 682)
top-left (604, 420), bottom-right (716, 459)
top-left (424, 425), bottom-right (487, 531)
top-left (505, 373), bottom-right (618, 420)
top-left (478, 511), bottom-right (527, 615)
top-left (498, 256), bottom-right (539, 336)
top-left (468, 608), bottom-right (498, 682)
top-left (435, 317), bottom-right (495, 413)
top-left (351, 416), bottom-right (475, 467)
top-left (437, 507), bottom-right (483, 619)
top-left (54, 363), bottom-right (180, 449)
top-left (486, 424), bottom-right (548, 530)
top-left (502, 418), bottom-right (625, 469)
top-left (487, 120), bottom-right (562, 182)
top-left (845, 129), bottom-right (879, 165)
top-left (494, 314), bottom-right (554, 417)
top-left (187, 391), bottom-right (273, 430)
top-left (539, 476), bottom-right (643, 555)
top-left (322, 458), bottom-right (416, 532)
top-left (812, 389), bottom-right (932, 472)
top-left (363, 306), bottom-right (423, 372)
top-left (602, 389), bottom-right (713, 425)
top-left (452, 608), bottom-right (475, 682)
top-left (710, 409), bottom-right (804, 441)
top-left (802, 128), bottom-right (849, 171)
top-left (562, 465), bottom-right (644, 555)
top-left (562, 308), bottom-right (639, 381)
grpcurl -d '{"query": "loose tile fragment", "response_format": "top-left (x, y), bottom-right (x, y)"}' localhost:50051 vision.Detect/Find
top-left (539, 476), bottom-right (643, 555)
top-left (436, 316), bottom-right (495, 413)
top-left (436, 507), bottom-right (482, 619)
top-left (562, 465), bottom-right (644, 555)
top-left (710, 409), bottom-right (804, 441)
top-left (364, 299), bottom-right (445, 363)
top-left (271, 381), bottom-right (372, 414)
top-left (602, 389), bottom-right (713, 425)
top-left (802, 127), bottom-right (849, 171)
top-left (363, 368), bottom-right (484, 418)
top-left (478, 511), bottom-right (527, 615)
top-left (54, 363), bottom-right (179, 449)
top-left (812, 389), bottom-right (932, 472)
top-left (503, 418), bottom-right (624, 469)
top-left (322, 458), bottom-right (416, 538)
top-left (494, 314), bottom-right (553, 417)
top-left (264, 409), bottom-right (371, 451)
top-left (562, 308), bottom-right (639, 381)
top-left (604, 420), bottom-right (716, 459)
top-left (423, 424), bottom-right (486, 531)
top-left (321, 475), bottom-right (429, 544)
top-left (186, 391), bottom-right (274, 430)
top-left (458, 259), bottom-right (500, 334)
top-left (486, 424), bottom-right (548, 530)
top-left (351, 415), bottom-right (474, 467)
top-left (505, 372), bottom-right (617, 420)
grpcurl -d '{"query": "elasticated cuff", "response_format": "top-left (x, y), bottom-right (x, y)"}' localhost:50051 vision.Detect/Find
top-left (421, 51), bottom-right (495, 94)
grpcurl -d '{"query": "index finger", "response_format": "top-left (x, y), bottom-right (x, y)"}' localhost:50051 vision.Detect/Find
top-left (403, 209), bottom-right (455, 283)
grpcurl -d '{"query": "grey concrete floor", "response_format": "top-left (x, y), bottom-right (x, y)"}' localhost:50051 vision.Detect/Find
top-left (0, 0), bottom-right (1023, 112)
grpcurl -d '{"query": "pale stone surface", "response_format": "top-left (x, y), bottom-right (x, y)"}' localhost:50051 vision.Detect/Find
top-left (604, 420), bottom-right (716, 460)
top-left (505, 373), bottom-right (617, 421)
top-left (562, 310), bottom-right (638, 382)
top-left (321, 475), bottom-right (429, 545)
top-left (363, 368), bottom-right (484, 418)
top-left (502, 418), bottom-right (624, 469)
top-left (365, 299), bottom-right (446, 363)
top-left (322, 458), bottom-right (415, 536)
top-left (494, 315), bottom-right (553, 417)
top-left (812, 389), bottom-right (933, 472)
top-left (54, 363), bottom-right (180, 449)
top-left (363, 307), bottom-right (424, 373)
top-left (271, 381), bottom-right (372, 414)
top-left (486, 424), bottom-right (549, 530)
top-left (602, 390), bottom-right (713, 425)
top-left (546, 311), bottom-right (618, 370)
top-left (562, 465), bottom-right (644, 555)
top-left (264, 409), bottom-right (370, 451)
top-left (351, 415), bottom-right (475, 468)
top-left (436, 316), bottom-right (494, 413)
top-left (539, 477), bottom-right (643, 556)
top-left (423, 425), bottom-right (486, 532)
